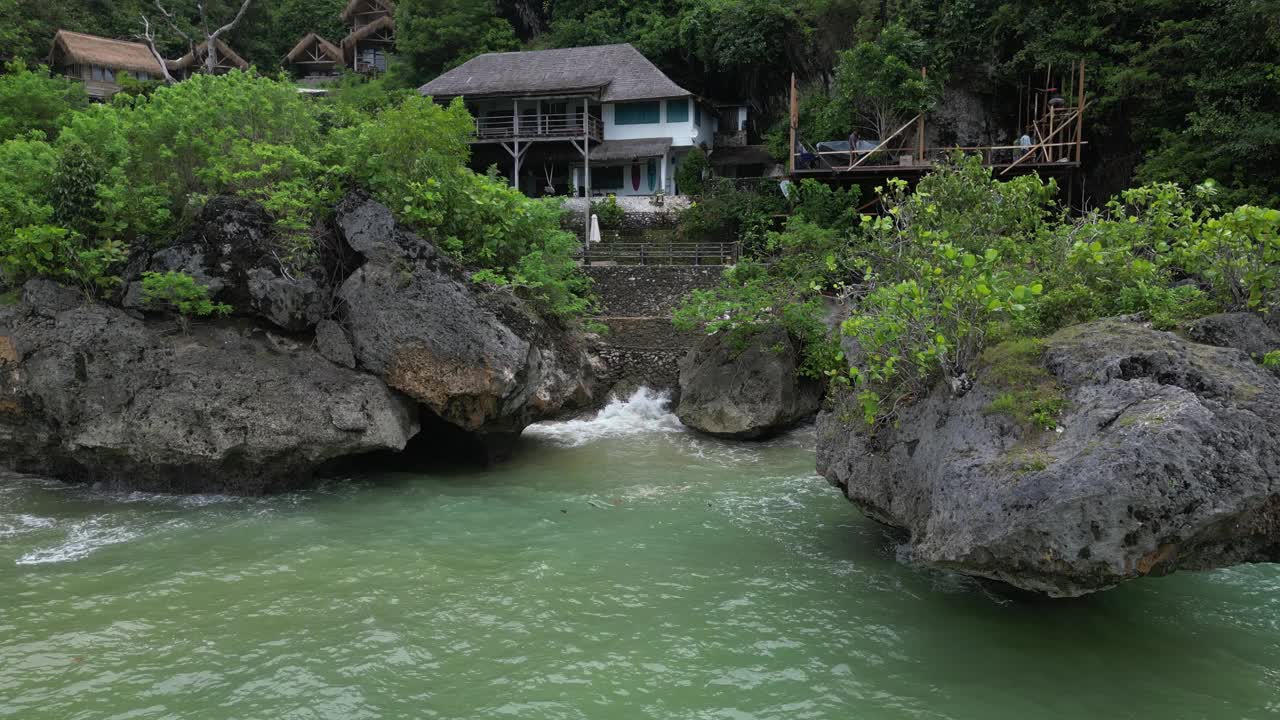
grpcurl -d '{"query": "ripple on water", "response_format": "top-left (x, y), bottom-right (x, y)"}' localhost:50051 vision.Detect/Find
top-left (14, 515), bottom-right (146, 566)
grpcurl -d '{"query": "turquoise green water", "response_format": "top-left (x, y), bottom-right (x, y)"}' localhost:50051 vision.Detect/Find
top-left (2, 390), bottom-right (1278, 719)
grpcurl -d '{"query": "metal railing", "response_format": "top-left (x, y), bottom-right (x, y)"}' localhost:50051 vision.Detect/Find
top-left (581, 241), bottom-right (740, 266)
top-left (474, 113), bottom-right (604, 142)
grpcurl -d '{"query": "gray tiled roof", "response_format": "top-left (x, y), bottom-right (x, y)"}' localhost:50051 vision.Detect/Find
top-left (418, 43), bottom-right (691, 103)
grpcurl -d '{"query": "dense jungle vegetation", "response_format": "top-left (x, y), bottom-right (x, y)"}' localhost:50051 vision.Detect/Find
top-left (3, 0), bottom-right (1278, 205)
top-left (0, 67), bottom-right (588, 317)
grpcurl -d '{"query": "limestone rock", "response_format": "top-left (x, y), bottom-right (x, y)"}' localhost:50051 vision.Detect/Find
top-left (1185, 312), bottom-right (1280, 366)
top-left (817, 318), bottom-right (1280, 596)
top-left (333, 192), bottom-right (598, 442)
top-left (314, 319), bottom-right (355, 368)
top-left (0, 282), bottom-right (418, 494)
top-left (677, 326), bottom-right (823, 439)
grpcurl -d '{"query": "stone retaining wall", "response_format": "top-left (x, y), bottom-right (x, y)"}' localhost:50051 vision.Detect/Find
top-left (582, 266), bottom-right (726, 400)
top-left (584, 266), bottom-right (723, 317)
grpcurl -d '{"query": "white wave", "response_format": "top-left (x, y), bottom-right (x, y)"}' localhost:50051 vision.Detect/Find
top-left (15, 516), bottom-right (143, 566)
top-left (523, 387), bottom-right (686, 447)
top-left (0, 513), bottom-right (57, 539)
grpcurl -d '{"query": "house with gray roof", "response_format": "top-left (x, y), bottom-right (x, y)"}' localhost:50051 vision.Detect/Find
top-left (419, 43), bottom-right (723, 198)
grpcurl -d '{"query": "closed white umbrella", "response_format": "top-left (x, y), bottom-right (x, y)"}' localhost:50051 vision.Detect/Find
top-left (590, 213), bottom-right (602, 244)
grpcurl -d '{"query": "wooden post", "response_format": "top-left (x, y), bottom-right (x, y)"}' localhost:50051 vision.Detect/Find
top-left (916, 67), bottom-right (926, 165)
top-left (582, 98), bottom-right (591, 266)
top-left (788, 73), bottom-right (798, 175)
top-left (511, 98), bottom-right (521, 189)
top-left (1075, 60), bottom-right (1086, 164)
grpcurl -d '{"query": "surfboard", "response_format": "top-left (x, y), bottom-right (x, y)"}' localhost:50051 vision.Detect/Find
top-left (631, 163), bottom-right (641, 191)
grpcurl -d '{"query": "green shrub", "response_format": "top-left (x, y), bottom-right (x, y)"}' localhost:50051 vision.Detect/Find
top-left (592, 194), bottom-right (625, 228)
top-left (675, 147), bottom-right (709, 197)
top-left (0, 225), bottom-right (126, 296)
top-left (140, 271), bottom-right (231, 329)
top-left (0, 61), bottom-right (87, 142)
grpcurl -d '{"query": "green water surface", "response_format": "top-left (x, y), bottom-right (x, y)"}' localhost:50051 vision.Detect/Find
top-left (1, 394), bottom-right (1278, 719)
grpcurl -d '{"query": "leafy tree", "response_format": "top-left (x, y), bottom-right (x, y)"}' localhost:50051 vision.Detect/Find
top-left (0, 61), bottom-right (88, 142)
top-left (397, 0), bottom-right (519, 80)
top-left (822, 23), bottom-right (941, 142)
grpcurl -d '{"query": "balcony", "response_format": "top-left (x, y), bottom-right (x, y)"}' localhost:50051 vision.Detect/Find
top-left (473, 113), bottom-right (603, 143)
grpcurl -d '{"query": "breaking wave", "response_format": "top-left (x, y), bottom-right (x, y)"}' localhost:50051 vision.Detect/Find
top-left (523, 387), bottom-right (685, 447)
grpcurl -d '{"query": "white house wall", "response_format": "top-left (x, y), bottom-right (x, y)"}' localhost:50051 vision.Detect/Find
top-left (602, 98), bottom-right (713, 147)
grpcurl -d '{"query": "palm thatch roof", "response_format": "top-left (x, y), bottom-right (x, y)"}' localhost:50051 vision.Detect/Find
top-left (286, 33), bottom-right (344, 65)
top-left (418, 44), bottom-right (691, 103)
top-left (340, 14), bottom-right (395, 50)
top-left (167, 38), bottom-right (249, 72)
top-left (48, 30), bottom-right (164, 76)
top-left (340, 0), bottom-right (395, 24)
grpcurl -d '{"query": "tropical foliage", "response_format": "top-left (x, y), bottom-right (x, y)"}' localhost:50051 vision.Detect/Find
top-left (0, 71), bottom-right (589, 317)
top-left (677, 156), bottom-right (1280, 425)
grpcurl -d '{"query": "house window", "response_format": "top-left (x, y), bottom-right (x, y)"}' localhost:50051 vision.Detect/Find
top-left (666, 98), bottom-right (688, 123)
top-left (694, 103), bottom-right (701, 126)
top-left (90, 66), bottom-right (115, 82)
top-left (358, 47), bottom-right (387, 71)
top-left (591, 166), bottom-right (624, 190)
top-left (614, 101), bottom-right (660, 125)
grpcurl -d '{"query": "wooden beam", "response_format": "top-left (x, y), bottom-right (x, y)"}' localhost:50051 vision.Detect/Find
top-left (582, 97), bottom-right (591, 265)
top-left (916, 66), bottom-right (926, 165)
top-left (847, 114), bottom-right (920, 170)
top-left (788, 73), bottom-right (798, 175)
top-left (1075, 59), bottom-right (1086, 164)
top-left (1000, 105), bottom-right (1086, 176)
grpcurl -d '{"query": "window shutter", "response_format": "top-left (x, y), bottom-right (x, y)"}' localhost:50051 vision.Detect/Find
top-left (666, 99), bottom-right (688, 123)
top-left (615, 101), bottom-right (661, 125)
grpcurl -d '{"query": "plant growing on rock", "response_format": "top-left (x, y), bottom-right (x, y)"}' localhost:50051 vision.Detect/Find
top-left (140, 271), bottom-right (231, 331)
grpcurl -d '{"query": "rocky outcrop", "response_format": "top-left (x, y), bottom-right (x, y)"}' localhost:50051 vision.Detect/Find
top-left (817, 318), bottom-right (1280, 596)
top-left (0, 283), bottom-right (418, 494)
top-left (0, 193), bottom-right (605, 492)
top-left (333, 193), bottom-right (598, 450)
top-left (125, 196), bottom-right (328, 332)
top-left (1186, 312), bottom-right (1280, 368)
top-left (677, 326), bottom-right (823, 439)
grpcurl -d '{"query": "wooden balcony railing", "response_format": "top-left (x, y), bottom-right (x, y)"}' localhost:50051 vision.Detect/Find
top-left (474, 113), bottom-right (604, 142)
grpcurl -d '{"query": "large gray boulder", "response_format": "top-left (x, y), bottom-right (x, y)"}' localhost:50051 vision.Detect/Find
top-left (333, 193), bottom-right (598, 446)
top-left (0, 284), bottom-right (418, 494)
top-left (817, 318), bottom-right (1280, 596)
top-left (676, 326), bottom-right (823, 439)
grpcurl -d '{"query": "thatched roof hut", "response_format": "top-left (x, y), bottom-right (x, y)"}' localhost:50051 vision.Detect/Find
top-left (48, 30), bottom-right (164, 99)
top-left (341, 14), bottom-right (394, 73)
top-left (286, 33), bottom-right (344, 84)
top-left (340, 0), bottom-right (395, 26)
top-left (49, 30), bottom-right (164, 77)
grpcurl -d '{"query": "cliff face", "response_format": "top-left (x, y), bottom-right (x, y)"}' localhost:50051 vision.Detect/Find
top-left (817, 317), bottom-right (1280, 596)
top-left (0, 193), bottom-right (601, 493)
